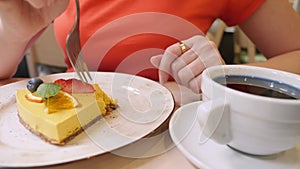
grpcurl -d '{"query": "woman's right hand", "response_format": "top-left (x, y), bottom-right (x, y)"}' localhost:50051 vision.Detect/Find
top-left (0, 0), bottom-right (69, 41)
top-left (0, 0), bottom-right (69, 79)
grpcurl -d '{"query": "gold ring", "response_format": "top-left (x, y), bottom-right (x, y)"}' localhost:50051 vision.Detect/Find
top-left (179, 41), bottom-right (188, 53)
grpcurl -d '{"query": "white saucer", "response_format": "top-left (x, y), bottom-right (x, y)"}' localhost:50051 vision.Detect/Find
top-left (169, 101), bottom-right (300, 169)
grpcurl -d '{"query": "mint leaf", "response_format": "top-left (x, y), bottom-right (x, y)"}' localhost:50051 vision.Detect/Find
top-left (35, 83), bottom-right (61, 98)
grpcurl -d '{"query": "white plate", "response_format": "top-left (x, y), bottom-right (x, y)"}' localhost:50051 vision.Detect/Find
top-left (169, 101), bottom-right (300, 169)
top-left (0, 72), bottom-right (174, 167)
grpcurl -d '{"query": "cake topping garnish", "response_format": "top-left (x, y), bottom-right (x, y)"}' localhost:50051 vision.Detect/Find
top-left (25, 93), bottom-right (43, 103)
top-left (45, 91), bottom-right (79, 114)
top-left (35, 83), bottom-right (61, 99)
top-left (54, 79), bottom-right (95, 93)
top-left (26, 77), bottom-right (44, 93)
top-left (24, 78), bottom-right (80, 113)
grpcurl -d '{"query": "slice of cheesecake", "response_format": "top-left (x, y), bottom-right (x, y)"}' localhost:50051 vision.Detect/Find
top-left (16, 78), bottom-right (117, 145)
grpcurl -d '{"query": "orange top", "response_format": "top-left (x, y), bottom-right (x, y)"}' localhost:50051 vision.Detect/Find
top-left (54, 0), bottom-right (265, 81)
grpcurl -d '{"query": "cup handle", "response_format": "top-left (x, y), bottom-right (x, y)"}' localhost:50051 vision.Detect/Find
top-left (197, 99), bottom-right (232, 145)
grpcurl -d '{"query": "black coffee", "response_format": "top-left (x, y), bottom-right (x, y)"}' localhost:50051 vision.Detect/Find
top-left (214, 75), bottom-right (300, 99)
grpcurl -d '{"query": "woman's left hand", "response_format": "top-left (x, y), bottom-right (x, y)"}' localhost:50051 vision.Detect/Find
top-left (151, 35), bottom-right (225, 93)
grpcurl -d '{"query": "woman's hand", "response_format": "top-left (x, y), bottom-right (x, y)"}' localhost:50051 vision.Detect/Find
top-left (151, 35), bottom-right (225, 93)
top-left (0, 0), bottom-right (69, 79)
top-left (0, 0), bottom-right (69, 41)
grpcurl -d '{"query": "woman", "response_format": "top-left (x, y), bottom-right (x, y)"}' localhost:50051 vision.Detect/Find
top-left (0, 0), bottom-right (300, 97)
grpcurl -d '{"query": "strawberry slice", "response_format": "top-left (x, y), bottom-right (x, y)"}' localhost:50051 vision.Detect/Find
top-left (54, 79), bottom-right (95, 93)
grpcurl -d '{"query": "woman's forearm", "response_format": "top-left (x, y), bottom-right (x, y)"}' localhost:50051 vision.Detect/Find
top-left (0, 0), bottom-right (69, 80)
top-left (0, 26), bottom-right (47, 79)
top-left (0, 30), bottom-right (29, 79)
top-left (247, 50), bottom-right (300, 75)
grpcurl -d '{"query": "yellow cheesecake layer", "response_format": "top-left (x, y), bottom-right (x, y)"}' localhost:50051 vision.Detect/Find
top-left (16, 85), bottom-right (116, 145)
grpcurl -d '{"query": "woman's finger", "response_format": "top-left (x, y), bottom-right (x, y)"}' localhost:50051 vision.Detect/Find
top-left (188, 73), bottom-right (202, 93)
top-left (158, 42), bottom-right (187, 84)
top-left (177, 56), bottom-right (205, 87)
top-left (150, 54), bottom-right (171, 83)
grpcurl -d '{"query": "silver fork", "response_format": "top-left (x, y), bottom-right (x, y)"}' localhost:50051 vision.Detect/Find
top-left (66, 0), bottom-right (93, 83)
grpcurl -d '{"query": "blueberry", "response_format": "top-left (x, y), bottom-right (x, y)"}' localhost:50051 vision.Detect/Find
top-left (26, 78), bottom-right (44, 93)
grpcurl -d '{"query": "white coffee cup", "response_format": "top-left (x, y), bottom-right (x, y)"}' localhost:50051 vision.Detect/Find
top-left (197, 65), bottom-right (300, 155)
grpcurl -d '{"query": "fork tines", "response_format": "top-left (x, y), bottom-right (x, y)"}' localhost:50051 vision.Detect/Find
top-left (74, 52), bottom-right (93, 83)
top-left (66, 0), bottom-right (93, 84)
